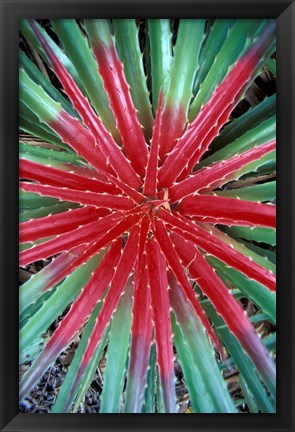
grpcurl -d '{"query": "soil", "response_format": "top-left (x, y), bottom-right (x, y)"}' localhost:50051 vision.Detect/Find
top-left (19, 346), bottom-right (249, 413)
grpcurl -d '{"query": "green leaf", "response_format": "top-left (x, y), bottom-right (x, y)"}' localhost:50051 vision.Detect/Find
top-left (193, 19), bottom-right (235, 96)
top-left (265, 57), bottom-right (276, 76)
top-left (215, 181), bottom-right (276, 202)
top-left (239, 375), bottom-right (259, 413)
top-left (204, 225), bottom-right (276, 274)
top-left (224, 225), bottom-right (276, 246)
top-left (263, 332), bottom-right (276, 352)
top-left (256, 161), bottom-right (276, 175)
top-left (19, 286), bottom-right (57, 330)
top-left (239, 240), bottom-right (276, 265)
top-left (51, 19), bottom-right (119, 141)
top-left (148, 19), bottom-right (172, 112)
top-left (52, 300), bottom-right (108, 413)
top-left (19, 202), bottom-right (79, 223)
top-left (113, 19), bottom-right (153, 139)
top-left (72, 328), bottom-right (109, 413)
top-left (20, 149), bottom-right (85, 174)
top-left (171, 313), bottom-right (212, 413)
top-left (19, 253), bottom-right (102, 355)
top-left (189, 20), bottom-right (268, 119)
top-left (20, 68), bottom-right (62, 123)
top-left (233, 151), bottom-right (276, 180)
top-left (20, 19), bottom-right (85, 92)
top-left (167, 19), bottom-right (205, 114)
top-left (204, 303), bottom-right (275, 413)
top-left (206, 256), bottom-right (276, 324)
top-left (156, 366), bottom-right (165, 413)
top-left (20, 190), bottom-right (59, 210)
top-left (170, 278), bottom-right (236, 413)
top-left (19, 111), bottom-right (68, 150)
top-left (20, 50), bottom-right (78, 118)
top-left (19, 336), bottom-right (45, 365)
top-left (211, 94), bottom-right (276, 151)
top-left (19, 237), bottom-right (53, 253)
top-left (199, 115), bottom-right (276, 168)
top-left (20, 142), bottom-right (83, 166)
top-left (142, 343), bottom-right (156, 413)
top-left (100, 280), bottom-right (133, 413)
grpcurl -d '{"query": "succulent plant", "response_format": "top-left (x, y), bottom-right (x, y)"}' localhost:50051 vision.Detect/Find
top-left (19, 18), bottom-right (276, 413)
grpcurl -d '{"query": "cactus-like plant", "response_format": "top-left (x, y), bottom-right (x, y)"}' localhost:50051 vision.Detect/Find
top-left (19, 19), bottom-right (276, 413)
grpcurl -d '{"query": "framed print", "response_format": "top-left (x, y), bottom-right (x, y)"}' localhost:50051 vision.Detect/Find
top-left (1, 1), bottom-right (294, 431)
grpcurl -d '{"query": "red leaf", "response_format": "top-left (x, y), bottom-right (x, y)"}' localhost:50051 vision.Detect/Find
top-left (48, 238), bottom-right (122, 349)
top-left (19, 210), bottom-right (126, 266)
top-left (20, 206), bottom-right (107, 243)
top-left (151, 217), bottom-right (222, 352)
top-left (19, 181), bottom-right (134, 210)
top-left (99, 170), bottom-right (144, 204)
top-left (177, 194), bottom-right (276, 229)
top-left (146, 236), bottom-right (176, 413)
top-left (125, 251), bottom-right (152, 412)
top-left (92, 41), bottom-right (148, 177)
top-left (20, 158), bottom-right (120, 195)
top-left (81, 225), bottom-right (140, 367)
top-left (158, 209), bottom-right (276, 292)
top-left (143, 91), bottom-right (163, 197)
top-left (125, 217), bottom-right (151, 412)
top-left (55, 211), bottom-right (143, 281)
top-left (169, 140), bottom-right (276, 202)
top-left (26, 212), bottom-right (143, 300)
top-left (158, 104), bottom-right (187, 163)
top-left (181, 105), bottom-right (234, 179)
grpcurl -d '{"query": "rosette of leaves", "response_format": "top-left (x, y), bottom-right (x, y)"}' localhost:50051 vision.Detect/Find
top-left (19, 18), bottom-right (276, 413)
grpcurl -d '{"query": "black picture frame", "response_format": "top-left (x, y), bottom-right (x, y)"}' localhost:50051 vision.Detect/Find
top-left (1, 0), bottom-right (294, 431)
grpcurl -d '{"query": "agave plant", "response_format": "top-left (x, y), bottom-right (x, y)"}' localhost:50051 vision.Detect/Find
top-left (19, 18), bottom-right (276, 413)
